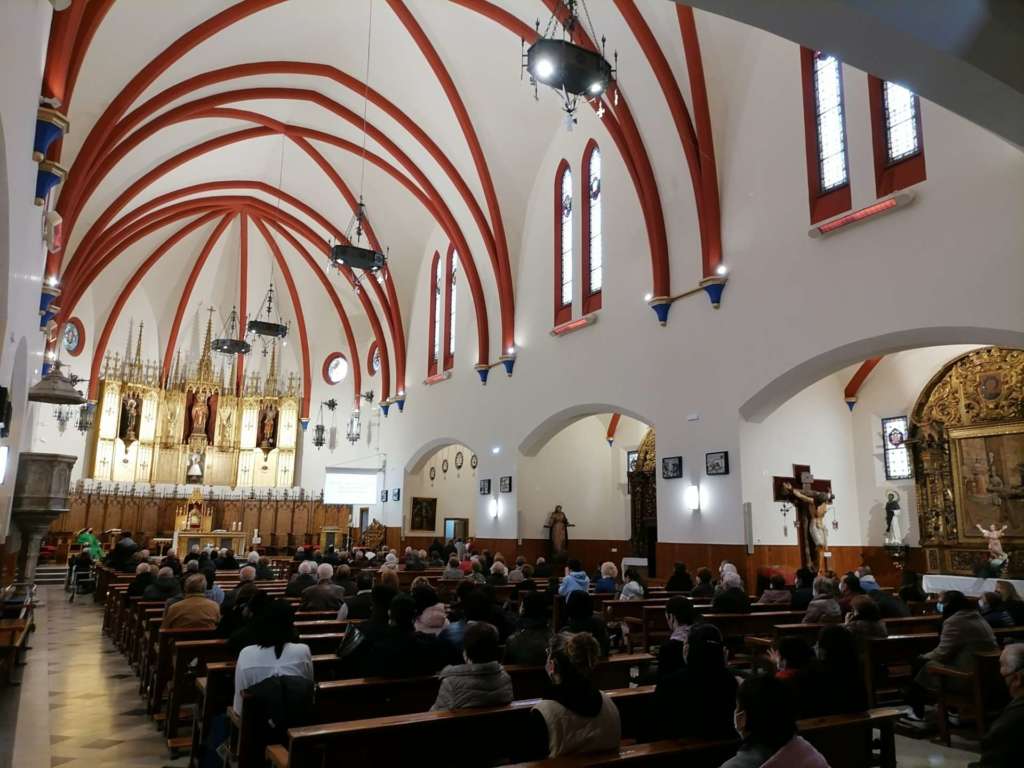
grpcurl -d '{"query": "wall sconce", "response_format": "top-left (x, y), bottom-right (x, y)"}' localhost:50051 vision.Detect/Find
top-left (684, 484), bottom-right (701, 512)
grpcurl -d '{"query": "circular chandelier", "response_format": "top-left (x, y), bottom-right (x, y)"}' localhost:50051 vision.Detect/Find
top-left (211, 305), bottom-right (251, 356)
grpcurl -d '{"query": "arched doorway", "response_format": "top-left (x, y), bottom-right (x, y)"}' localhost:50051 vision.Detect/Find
top-left (403, 440), bottom-right (479, 549)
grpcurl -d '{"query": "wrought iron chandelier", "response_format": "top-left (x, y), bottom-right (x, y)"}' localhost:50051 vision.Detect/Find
top-left (313, 398), bottom-right (338, 450)
top-left (523, 0), bottom-right (617, 128)
top-left (76, 402), bottom-right (95, 434)
top-left (246, 282), bottom-right (289, 355)
top-left (211, 305), bottom-right (251, 356)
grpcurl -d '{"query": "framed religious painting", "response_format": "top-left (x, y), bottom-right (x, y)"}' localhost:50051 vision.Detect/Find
top-left (706, 451), bottom-right (729, 476)
top-left (948, 421), bottom-right (1024, 540)
top-left (662, 456), bottom-right (683, 480)
top-left (499, 476), bottom-right (513, 493)
top-left (410, 497), bottom-right (437, 531)
top-left (392, 488), bottom-right (401, 502)
top-left (380, 489), bottom-right (389, 503)
top-left (479, 479), bottom-right (491, 495)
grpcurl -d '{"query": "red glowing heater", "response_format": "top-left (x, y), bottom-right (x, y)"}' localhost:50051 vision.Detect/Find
top-left (810, 191), bottom-right (914, 238)
top-left (550, 314), bottom-right (598, 337)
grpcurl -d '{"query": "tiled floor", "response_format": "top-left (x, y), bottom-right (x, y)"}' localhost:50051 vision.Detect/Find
top-left (0, 587), bottom-right (187, 768)
top-left (0, 586), bottom-right (987, 767)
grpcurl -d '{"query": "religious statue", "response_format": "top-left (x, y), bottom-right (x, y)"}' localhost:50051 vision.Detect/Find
top-left (885, 490), bottom-right (904, 543)
top-left (191, 394), bottom-right (209, 436)
top-left (260, 402), bottom-right (278, 453)
top-left (186, 451), bottom-right (203, 482)
top-left (544, 505), bottom-right (574, 559)
top-left (783, 481), bottom-right (834, 572)
top-left (122, 396), bottom-right (139, 443)
top-left (187, 503), bottom-right (202, 529)
top-left (977, 522), bottom-right (1009, 560)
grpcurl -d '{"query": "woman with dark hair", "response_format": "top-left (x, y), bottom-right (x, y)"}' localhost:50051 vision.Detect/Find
top-left (658, 596), bottom-right (699, 678)
top-left (562, 591), bottom-right (610, 657)
top-left (653, 623), bottom-right (738, 742)
top-left (620, 567), bottom-right (647, 600)
top-left (506, 590), bottom-right (554, 666)
top-left (691, 567), bottom-right (715, 599)
top-left (665, 562), bottom-right (694, 592)
top-left (519, 632), bottom-right (621, 759)
top-left (769, 636), bottom-right (826, 718)
top-left (905, 589), bottom-right (998, 720)
top-left (815, 625), bottom-right (869, 715)
top-left (232, 600), bottom-right (313, 714)
top-left (979, 591), bottom-right (1015, 628)
top-left (721, 675), bottom-right (828, 767)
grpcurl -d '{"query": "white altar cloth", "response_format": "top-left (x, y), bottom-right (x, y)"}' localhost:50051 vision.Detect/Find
top-left (922, 573), bottom-right (1024, 596)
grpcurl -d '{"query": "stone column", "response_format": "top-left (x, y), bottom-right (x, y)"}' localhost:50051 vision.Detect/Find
top-left (10, 452), bottom-right (77, 588)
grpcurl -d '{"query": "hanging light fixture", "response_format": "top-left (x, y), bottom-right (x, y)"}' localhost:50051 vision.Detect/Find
top-left (76, 402), bottom-right (95, 433)
top-left (328, 0), bottom-right (391, 289)
top-left (212, 305), bottom-right (251, 356)
top-left (346, 407), bottom-right (362, 445)
top-left (246, 282), bottom-right (289, 355)
top-left (523, 0), bottom-right (617, 129)
top-left (313, 399), bottom-right (338, 450)
top-left (53, 404), bottom-right (73, 433)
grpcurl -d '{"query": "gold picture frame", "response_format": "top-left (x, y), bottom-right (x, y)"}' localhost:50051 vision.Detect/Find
top-left (948, 420), bottom-right (1024, 541)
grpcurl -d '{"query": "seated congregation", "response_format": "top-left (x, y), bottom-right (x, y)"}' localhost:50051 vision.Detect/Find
top-left (96, 539), bottom-right (1024, 768)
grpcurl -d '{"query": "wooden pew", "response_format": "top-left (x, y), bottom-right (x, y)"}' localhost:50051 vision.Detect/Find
top-left (147, 627), bottom-right (221, 715)
top-left (930, 649), bottom-right (1009, 744)
top-left (163, 639), bottom-right (236, 743)
top-left (230, 654), bottom-right (653, 767)
top-left (0, 619), bottom-right (32, 685)
top-left (862, 633), bottom-right (939, 706)
top-left (501, 708), bottom-right (900, 768)
top-left (265, 686), bottom-right (657, 767)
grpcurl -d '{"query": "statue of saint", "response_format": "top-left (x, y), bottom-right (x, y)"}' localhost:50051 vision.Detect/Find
top-left (885, 490), bottom-right (903, 543)
top-left (191, 394), bottom-right (208, 436)
top-left (977, 522), bottom-right (1009, 560)
top-left (123, 397), bottom-right (138, 440)
top-left (544, 505), bottom-right (573, 558)
top-left (783, 482), bottom-right (834, 572)
top-left (261, 403), bottom-right (277, 447)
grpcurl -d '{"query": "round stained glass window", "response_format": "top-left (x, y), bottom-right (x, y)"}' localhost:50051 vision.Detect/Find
top-left (323, 354), bottom-right (348, 384)
top-left (62, 318), bottom-right (84, 356)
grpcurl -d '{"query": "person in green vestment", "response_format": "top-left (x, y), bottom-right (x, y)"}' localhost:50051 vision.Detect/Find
top-left (76, 527), bottom-right (103, 560)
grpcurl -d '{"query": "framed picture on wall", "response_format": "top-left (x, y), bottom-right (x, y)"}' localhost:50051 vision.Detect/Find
top-left (410, 497), bottom-right (437, 531)
top-left (479, 479), bottom-right (491, 495)
top-left (705, 451), bottom-right (729, 476)
top-left (499, 475), bottom-right (512, 493)
top-left (662, 456), bottom-right (683, 479)
top-left (380, 489), bottom-right (389, 503)
top-left (392, 488), bottom-right (401, 502)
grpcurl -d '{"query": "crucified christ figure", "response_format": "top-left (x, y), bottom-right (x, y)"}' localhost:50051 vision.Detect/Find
top-left (784, 482), bottom-right (833, 573)
top-left (976, 522), bottom-right (1009, 560)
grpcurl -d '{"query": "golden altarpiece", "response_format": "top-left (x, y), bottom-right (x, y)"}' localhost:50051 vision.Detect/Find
top-left (912, 346), bottom-right (1024, 576)
top-left (85, 318), bottom-right (300, 489)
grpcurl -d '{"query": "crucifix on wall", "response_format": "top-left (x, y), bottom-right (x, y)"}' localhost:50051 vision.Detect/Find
top-left (773, 464), bottom-right (835, 572)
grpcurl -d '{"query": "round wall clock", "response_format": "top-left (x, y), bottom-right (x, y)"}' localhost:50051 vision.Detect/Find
top-left (442, 459), bottom-right (449, 474)
top-left (429, 466), bottom-right (436, 481)
top-left (470, 454), bottom-right (478, 469)
top-left (455, 451), bottom-right (464, 470)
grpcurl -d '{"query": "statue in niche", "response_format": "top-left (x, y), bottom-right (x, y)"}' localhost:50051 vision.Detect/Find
top-left (187, 451), bottom-right (203, 483)
top-left (191, 393), bottom-right (209, 436)
top-left (885, 490), bottom-right (904, 544)
top-left (544, 505), bottom-right (574, 559)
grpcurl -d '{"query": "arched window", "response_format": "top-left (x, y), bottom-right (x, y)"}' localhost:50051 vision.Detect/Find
top-left (427, 251), bottom-right (441, 376)
top-left (367, 341), bottom-right (380, 377)
top-left (868, 75), bottom-right (925, 196)
top-left (800, 48), bottom-right (850, 224)
top-left (554, 160), bottom-right (573, 325)
top-left (581, 142), bottom-right (602, 313)
top-left (443, 247), bottom-right (458, 370)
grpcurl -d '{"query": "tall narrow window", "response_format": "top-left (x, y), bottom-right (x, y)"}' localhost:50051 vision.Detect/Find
top-left (581, 141), bottom-right (602, 314)
top-left (427, 251), bottom-right (441, 376)
top-left (554, 160), bottom-right (573, 325)
top-left (881, 416), bottom-right (912, 481)
top-left (800, 48), bottom-right (851, 224)
top-left (868, 75), bottom-right (926, 196)
top-left (443, 246), bottom-right (458, 371)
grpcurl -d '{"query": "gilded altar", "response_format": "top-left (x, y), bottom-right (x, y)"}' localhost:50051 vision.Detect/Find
top-left (85, 318), bottom-right (300, 488)
top-left (912, 346), bottom-right (1024, 575)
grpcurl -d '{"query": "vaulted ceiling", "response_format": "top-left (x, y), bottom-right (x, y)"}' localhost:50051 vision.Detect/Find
top-left (41, 0), bottom-right (722, 418)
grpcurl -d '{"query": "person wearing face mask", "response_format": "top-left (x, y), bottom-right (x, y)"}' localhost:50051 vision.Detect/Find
top-left (905, 590), bottom-right (998, 722)
top-left (652, 623), bottom-right (738, 742)
top-left (720, 674), bottom-right (829, 768)
top-left (517, 632), bottom-right (621, 760)
top-left (969, 643), bottom-right (1024, 768)
top-left (978, 592), bottom-right (1014, 629)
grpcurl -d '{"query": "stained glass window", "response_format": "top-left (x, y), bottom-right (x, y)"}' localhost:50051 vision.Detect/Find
top-left (882, 415), bottom-right (912, 480)
top-left (432, 258), bottom-right (442, 365)
top-left (812, 53), bottom-right (848, 192)
top-left (448, 251), bottom-right (458, 358)
top-left (326, 355), bottom-right (348, 384)
top-left (559, 166), bottom-right (573, 308)
top-left (371, 347), bottom-right (380, 374)
top-left (881, 81), bottom-right (920, 163)
top-left (587, 147), bottom-right (602, 295)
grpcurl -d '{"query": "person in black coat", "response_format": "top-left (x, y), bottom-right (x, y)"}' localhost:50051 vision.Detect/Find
top-left (285, 561), bottom-right (317, 597)
top-left (711, 574), bottom-right (750, 613)
top-left (791, 568), bottom-right (815, 611)
top-left (362, 594), bottom-right (456, 677)
top-left (657, 596), bottom-right (699, 679)
top-left (562, 591), bottom-right (610, 657)
top-left (126, 563), bottom-right (155, 598)
top-left (143, 567), bottom-right (182, 602)
top-left (690, 567), bottom-right (715, 599)
top-left (163, 552), bottom-right (183, 577)
top-left (652, 624), bottom-right (737, 742)
top-left (215, 549), bottom-right (240, 570)
top-left (339, 572), bottom-right (375, 619)
top-left (665, 562), bottom-right (694, 593)
top-left (871, 588), bottom-right (911, 619)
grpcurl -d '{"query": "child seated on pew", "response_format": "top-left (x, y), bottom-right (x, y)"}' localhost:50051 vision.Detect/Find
top-left (517, 632), bottom-right (622, 760)
top-left (431, 621), bottom-right (513, 711)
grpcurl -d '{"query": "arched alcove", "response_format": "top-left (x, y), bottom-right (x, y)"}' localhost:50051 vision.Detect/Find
top-left (518, 402), bottom-right (653, 457)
